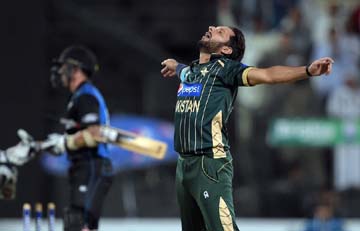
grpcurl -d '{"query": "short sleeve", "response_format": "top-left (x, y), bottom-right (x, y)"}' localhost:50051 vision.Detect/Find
top-left (177, 64), bottom-right (190, 83)
top-left (222, 60), bottom-right (254, 87)
top-left (74, 94), bottom-right (100, 127)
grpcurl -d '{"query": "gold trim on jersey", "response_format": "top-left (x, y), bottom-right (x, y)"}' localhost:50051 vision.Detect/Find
top-left (242, 67), bottom-right (254, 86)
top-left (219, 197), bottom-right (234, 231)
top-left (212, 111), bottom-right (226, 159)
top-left (196, 62), bottom-right (219, 154)
top-left (200, 66), bottom-right (222, 151)
top-left (217, 60), bottom-right (225, 67)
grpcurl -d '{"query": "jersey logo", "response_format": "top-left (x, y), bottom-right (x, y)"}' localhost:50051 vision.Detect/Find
top-left (200, 67), bottom-right (209, 76)
top-left (203, 191), bottom-right (209, 199)
top-left (177, 83), bottom-right (203, 97)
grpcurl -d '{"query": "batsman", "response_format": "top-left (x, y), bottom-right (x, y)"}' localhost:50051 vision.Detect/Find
top-left (44, 45), bottom-right (113, 231)
top-left (9, 45), bottom-right (166, 231)
top-left (16, 44), bottom-right (167, 231)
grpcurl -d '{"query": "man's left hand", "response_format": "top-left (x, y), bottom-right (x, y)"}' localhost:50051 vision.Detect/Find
top-left (308, 57), bottom-right (334, 76)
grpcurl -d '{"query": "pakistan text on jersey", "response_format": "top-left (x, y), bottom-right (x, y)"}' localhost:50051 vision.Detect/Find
top-left (175, 100), bottom-right (200, 113)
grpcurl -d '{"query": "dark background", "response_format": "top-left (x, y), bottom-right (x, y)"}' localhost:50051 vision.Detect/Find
top-left (1, 0), bottom-right (360, 220)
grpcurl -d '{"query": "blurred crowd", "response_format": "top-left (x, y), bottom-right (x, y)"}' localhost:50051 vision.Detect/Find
top-left (217, 0), bottom-right (360, 226)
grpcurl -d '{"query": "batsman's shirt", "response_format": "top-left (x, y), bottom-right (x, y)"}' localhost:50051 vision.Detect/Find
top-left (65, 81), bottom-right (110, 159)
top-left (174, 55), bottom-right (253, 158)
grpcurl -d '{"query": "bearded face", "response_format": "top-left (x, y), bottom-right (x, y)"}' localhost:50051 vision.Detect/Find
top-left (197, 27), bottom-right (233, 55)
top-left (197, 39), bottom-right (226, 54)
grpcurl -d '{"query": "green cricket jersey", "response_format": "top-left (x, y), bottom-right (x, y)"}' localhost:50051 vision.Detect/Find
top-left (174, 54), bottom-right (253, 158)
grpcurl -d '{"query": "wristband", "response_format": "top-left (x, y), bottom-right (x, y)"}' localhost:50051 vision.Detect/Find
top-left (306, 65), bottom-right (313, 77)
top-left (65, 135), bottom-right (77, 151)
top-left (176, 63), bottom-right (187, 77)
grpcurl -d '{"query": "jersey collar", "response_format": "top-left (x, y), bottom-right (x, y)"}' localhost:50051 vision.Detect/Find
top-left (190, 54), bottom-right (224, 68)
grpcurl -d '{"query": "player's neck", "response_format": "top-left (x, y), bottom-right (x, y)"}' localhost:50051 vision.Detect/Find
top-left (70, 78), bottom-right (87, 93)
top-left (199, 52), bottom-right (211, 64)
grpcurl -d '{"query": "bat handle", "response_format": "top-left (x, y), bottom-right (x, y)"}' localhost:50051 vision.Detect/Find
top-left (100, 126), bottom-right (121, 142)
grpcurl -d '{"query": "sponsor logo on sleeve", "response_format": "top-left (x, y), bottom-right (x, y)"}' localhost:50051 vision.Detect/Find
top-left (81, 113), bottom-right (99, 123)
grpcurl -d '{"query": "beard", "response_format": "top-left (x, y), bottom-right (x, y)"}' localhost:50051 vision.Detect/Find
top-left (197, 39), bottom-right (225, 54)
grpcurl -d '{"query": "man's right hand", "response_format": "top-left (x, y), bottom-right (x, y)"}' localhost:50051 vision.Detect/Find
top-left (161, 59), bottom-right (178, 77)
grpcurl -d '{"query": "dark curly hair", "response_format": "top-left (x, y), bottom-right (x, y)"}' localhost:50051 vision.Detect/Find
top-left (224, 27), bottom-right (246, 61)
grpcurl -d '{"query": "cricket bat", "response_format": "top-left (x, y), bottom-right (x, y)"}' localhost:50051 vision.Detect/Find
top-left (94, 126), bottom-right (168, 159)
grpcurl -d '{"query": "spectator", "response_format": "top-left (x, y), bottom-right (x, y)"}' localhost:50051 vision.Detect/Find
top-left (279, 6), bottom-right (312, 62)
top-left (303, 203), bottom-right (346, 231)
top-left (310, 2), bottom-right (348, 42)
top-left (348, 4), bottom-right (360, 36)
top-left (326, 69), bottom-right (360, 191)
top-left (310, 27), bottom-right (353, 101)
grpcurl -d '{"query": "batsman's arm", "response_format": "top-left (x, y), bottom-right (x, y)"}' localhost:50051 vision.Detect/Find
top-left (246, 57), bottom-right (334, 86)
top-left (57, 125), bottom-right (116, 152)
top-left (64, 130), bottom-right (98, 150)
top-left (41, 125), bottom-right (167, 158)
top-left (38, 130), bottom-right (98, 155)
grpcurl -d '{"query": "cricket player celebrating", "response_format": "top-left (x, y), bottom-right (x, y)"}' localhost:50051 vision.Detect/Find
top-left (161, 26), bottom-right (333, 231)
top-left (45, 45), bottom-right (113, 231)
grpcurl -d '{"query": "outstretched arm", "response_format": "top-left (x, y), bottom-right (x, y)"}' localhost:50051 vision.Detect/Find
top-left (247, 57), bottom-right (334, 86)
